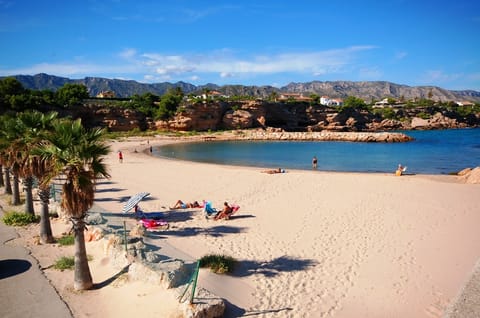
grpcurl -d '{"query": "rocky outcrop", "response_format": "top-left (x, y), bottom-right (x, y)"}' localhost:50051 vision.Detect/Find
top-left (458, 167), bottom-right (480, 184)
top-left (78, 103), bottom-right (149, 131)
top-left (410, 112), bottom-right (467, 130)
top-left (222, 109), bottom-right (254, 129)
top-left (155, 101), bottom-right (479, 133)
top-left (73, 100), bottom-right (479, 133)
top-left (155, 102), bottom-right (225, 131)
top-left (227, 130), bottom-right (412, 142)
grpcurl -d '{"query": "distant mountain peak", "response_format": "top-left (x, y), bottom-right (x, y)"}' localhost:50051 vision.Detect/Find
top-left (3, 73), bottom-right (479, 102)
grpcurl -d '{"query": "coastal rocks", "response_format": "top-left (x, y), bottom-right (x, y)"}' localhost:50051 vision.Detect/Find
top-left (458, 167), bottom-right (480, 184)
top-left (156, 102), bottom-right (224, 131)
top-left (228, 130), bottom-right (413, 142)
top-left (410, 112), bottom-right (466, 130)
top-left (180, 287), bottom-right (226, 318)
top-left (222, 109), bottom-right (253, 129)
top-left (368, 119), bottom-right (405, 131)
top-left (83, 106), bottom-right (147, 131)
top-left (75, 100), bottom-right (478, 133)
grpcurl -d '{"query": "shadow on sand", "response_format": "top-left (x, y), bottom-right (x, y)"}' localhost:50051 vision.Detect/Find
top-left (93, 264), bottom-right (130, 289)
top-left (146, 224), bottom-right (248, 239)
top-left (223, 299), bottom-right (293, 318)
top-left (233, 255), bottom-right (318, 278)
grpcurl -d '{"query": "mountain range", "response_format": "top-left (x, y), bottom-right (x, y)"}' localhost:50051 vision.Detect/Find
top-left (5, 73), bottom-right (480, 102)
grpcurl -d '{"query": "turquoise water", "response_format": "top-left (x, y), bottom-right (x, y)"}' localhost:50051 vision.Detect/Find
top-left (155, 128), bottom-right (480, 174)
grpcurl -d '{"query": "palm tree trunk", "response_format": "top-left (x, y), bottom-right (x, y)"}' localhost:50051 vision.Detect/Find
top-left (4, 167), bottom-right (12, 195)
top-left (12, 173), bottom-right (20, 205)
top-left (0, 164), bottom-right (4, 187)
top-left (23, 176), bottom-right (35, 215)
top-left (72, 216), bottom-right (93, 290)
top-left (38, 187), bottom-right (54, 244)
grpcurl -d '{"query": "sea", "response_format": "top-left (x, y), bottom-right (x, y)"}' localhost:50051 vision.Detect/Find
top-left (154, 128), bottom-right (480, 175)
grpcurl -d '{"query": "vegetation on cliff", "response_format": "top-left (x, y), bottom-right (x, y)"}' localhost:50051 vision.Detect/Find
top-left (1, 77), bottom-right (479, 133)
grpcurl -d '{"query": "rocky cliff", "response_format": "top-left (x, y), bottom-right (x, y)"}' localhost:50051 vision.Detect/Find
top-left (73, 100), bottom-right (480, 133)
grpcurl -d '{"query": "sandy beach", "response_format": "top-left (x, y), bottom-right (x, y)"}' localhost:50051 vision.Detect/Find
top-left (5, 136), bottom-right (480, 318)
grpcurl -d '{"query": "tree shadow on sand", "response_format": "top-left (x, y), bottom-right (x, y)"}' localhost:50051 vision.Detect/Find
top-left (232, 255), bottom-right (318, 278)
top-left (223, 299), bottom-right (293, 318)
top-left (146, 225), bottom-right (247, 239)
top-left (93, 264), bottom-right (130, 289)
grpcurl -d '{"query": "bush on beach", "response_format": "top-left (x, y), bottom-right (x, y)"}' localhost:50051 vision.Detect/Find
top-left (57, 234), bottom-right (75, 246)
top-left (54, 254), bottom-right (93, 271)
top-left (54, 256), bottom-right (75, 270)
top-left (2, 211), bottom-right (40, 226)
top-left (199, 254), bottom-right (237, 274)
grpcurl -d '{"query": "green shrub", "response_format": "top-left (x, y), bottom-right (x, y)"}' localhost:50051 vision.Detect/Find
top-left (52, 255), bottom-right (93, 271)
top-left (2, 211), bottom-right (40, 226)
top-left (57, 235), bottom-right (74, 246)
top-left (53, 256), bottom-right (75, 270)
top-left (416, 112), bottom-right (431, 119)
top-left (199, 254), bottom-right (236, 274)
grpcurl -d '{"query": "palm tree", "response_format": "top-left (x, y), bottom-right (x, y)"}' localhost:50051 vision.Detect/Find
top-left (18, 111), bottom-right (60, 243)
top-left (0, 164), bottom-right (4, 187)
top-left (34, 118), bottom-right (110, 290)
top-left (0, 115), bottom-right (16, 197)
top-left (4, 112), bottom-right (40, 211)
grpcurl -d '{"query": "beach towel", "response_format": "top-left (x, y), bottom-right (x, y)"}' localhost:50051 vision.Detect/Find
top-left (139, 218), bottom-right (169, 230)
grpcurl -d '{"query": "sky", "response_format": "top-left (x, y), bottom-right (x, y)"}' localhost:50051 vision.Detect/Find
top-left (0, 0), bottom-right (479, 91)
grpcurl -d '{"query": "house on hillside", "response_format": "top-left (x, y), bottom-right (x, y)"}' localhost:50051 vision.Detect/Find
top-left (96, 90), bottom-right (116, 98)
top-left (320, 96), bottom-right (343, 106)
top-left (373, 98), bottom-right (390, 108)
top-left (199, 90), bottom-right (229, 100)
top-left (456, 100), bottom-right (475, 107)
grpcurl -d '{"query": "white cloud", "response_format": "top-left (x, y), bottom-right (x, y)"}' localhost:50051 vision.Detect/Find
top-left (189, 75), bottom-right (200, 81)
top-left (419, 70), bottom-right (461, 84)
top-left (0, 45), bottom-right (378, 84)
top-left (119, 48), bottom-right (137, 59)
top-left (220, 72), bottom-right (234, 78)
top-left (138, 45), bottom-right (376, 80)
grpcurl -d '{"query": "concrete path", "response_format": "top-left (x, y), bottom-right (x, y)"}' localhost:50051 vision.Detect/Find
top-left (0, 211), bottom-right (72, 318)
top-left (444, 259), bottom-right (480, 318)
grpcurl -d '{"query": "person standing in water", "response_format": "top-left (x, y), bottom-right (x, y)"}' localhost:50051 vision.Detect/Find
top-left (312, 156), bottom-right (318, 169)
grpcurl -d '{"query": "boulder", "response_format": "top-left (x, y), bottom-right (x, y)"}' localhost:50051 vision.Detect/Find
top-left (222, 109), bottom-right (253, 129)
top-left (459, 166), bottom-right (480, 184)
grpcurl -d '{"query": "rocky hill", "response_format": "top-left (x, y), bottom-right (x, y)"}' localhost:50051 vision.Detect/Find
top-left (4, 73), bottom-right (480, 102)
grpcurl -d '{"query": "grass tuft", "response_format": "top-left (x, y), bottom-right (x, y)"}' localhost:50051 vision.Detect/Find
top-left (199, 254), bottom-right (236, 274)
top-left (57, 235), bottom-right (74, 246)
top-left (53, 256), bottom-right (75, 270)
top-left (2, 211), bottom-right (40, 226)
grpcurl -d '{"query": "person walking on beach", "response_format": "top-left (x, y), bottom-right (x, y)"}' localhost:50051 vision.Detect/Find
top-left (118, 151), bottom-right (123, 163)
top-left (312, 156), bottom-right (318, 169)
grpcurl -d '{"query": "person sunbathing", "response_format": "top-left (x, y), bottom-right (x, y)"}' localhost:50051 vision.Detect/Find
top-left (214, 202), bottom-right (234, 220)
top-left (262, 168), bottom-right (286, 174)
top-left (170, 200), bottom-right (200, 209)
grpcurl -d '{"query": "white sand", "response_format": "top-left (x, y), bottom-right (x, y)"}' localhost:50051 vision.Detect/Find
top-left (15, 136), bottom-right (480, 317)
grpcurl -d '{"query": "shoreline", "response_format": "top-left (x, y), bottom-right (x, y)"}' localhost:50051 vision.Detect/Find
top-left (134, 135), bottom-right (462, 178)
top-left (3, 134), bottom-right (479, 317)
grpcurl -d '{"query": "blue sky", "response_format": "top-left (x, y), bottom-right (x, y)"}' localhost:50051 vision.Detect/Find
top-left (1, 0), bottom-right (479, 90)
